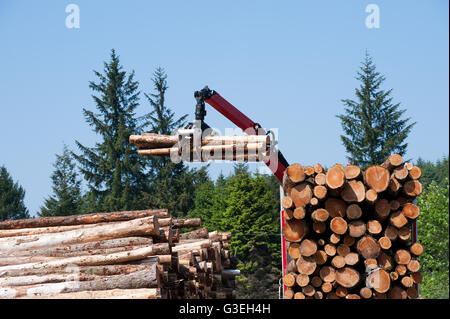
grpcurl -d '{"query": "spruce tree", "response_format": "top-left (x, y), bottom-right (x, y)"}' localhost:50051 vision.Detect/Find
top-left (0, 166), bottom-right (29, 221)
top-left (142, 67), bottom-right (208, 216)
top-left (222, 164), bottom-right (280, 298)
top-left (187, 178), bottom-right (227, 231)
top-left (39, 145), bottom-right (83, 217)
top-left (337, 52), bottom-right (415, 167)
top-left (73, 49), bottom-right (148, 212)
top-left (416, 155), bottom-right (449, 189)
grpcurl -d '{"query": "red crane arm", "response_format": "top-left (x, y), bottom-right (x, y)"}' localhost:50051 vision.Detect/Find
top-left (198, 88), bottom-right (289, 183)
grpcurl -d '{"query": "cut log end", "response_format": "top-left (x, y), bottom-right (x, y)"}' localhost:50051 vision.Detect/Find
top-left (326, 166), bottom-right (345, 190)
top-left (364, 166), bottom-right (390, 193)
top-left (282, 220), bottom-right (307, 242)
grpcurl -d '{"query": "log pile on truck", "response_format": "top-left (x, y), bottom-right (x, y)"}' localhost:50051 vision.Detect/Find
top-left (0, 210), bottom-right (238, 299)
top-left (281, 154), bottom-right (423, 299)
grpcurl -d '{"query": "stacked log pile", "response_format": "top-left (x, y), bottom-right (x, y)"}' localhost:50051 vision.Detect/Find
top-left (129, 133), bottom-right (270, 161)
top-left (0, 209), bottom-right (238, 299)
top-left (281, 154), bottom-right (423, 299)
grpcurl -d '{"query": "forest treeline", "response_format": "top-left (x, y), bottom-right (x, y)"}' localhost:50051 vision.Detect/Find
top-left (0, 50), bottom-right (448, 298)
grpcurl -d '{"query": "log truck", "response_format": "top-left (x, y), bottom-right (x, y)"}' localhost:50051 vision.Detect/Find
top-left (176, 86), bottom-right (418, 298)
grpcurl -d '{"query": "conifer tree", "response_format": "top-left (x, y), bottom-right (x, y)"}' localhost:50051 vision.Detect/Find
top-left (222, 164), bottom-right (280, 298)
top-left (187, 178), bottom-right (227, 231)
top-left (416, 155), bottom-right (449, 189)
top-left (142, 67), bottom-right (208, 216)
top-left (73, 49), bottom-right (148, 212)
top-left (337, 52), bottom-right (415, 167)
top-left (0, 166), bottom-right (29, 221)
top-left (39, 145), bottom-right (83, 217)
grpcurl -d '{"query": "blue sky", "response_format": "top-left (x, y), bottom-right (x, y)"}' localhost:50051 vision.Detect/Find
top-left (0, 1), bottom-right (448, 216)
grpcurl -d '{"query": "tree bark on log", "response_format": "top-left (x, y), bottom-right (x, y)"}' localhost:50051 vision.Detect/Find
top-left (172, 239), bottom-right (211, 253)
top-left (20, 288), bottom-right (161, 299)
top-left (180, 228), bottom-right (209, 240)
top-left (0, 245), bottom-right (167, 277)
top-left (0, 217), bottom-right (159, 252)
top-left (172, 218), bottom-right (202, 229)
top-left (0, 209), bottom-right (167, 230)
top-left (0, 264), bottom-right (152, 279)
top-left (1, 265), bottom-right (159, 298)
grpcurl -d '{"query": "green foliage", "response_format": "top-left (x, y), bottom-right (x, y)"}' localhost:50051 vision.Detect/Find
top-left (234, 238), bottom-right (281, 299)
top-left (337, 52), bottom-right (415, 167)
top-left (187, 179), bottom-right (227, 231)
top-left (224, 166), bottom-right (280, 299)
top-left (416, 155), bottom-right (449, 189)
top-left (188, 164), bottom-right (281, 298)
top-left (73, 49), bottom-right (148, 212)
top-left (39, 145), bottom-right (83, 217)
top-left (221, 165), bottom-right (279, 259)
top-left (0, 166), bottom-right (29, 220)
top-left (417, 179), bottom-right (449, 299)
top-left (141, 67), bottom-right (208, 217)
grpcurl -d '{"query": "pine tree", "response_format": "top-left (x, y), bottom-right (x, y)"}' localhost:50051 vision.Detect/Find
top-left (222, 164), bottom-right (280, 298)
top-left (142, 67), bottom-right (208, 216)
top-left (337, 52), bottom-right (415, 167)
top-left (73, 49), bottom-right (148, 212)
top-left (187, 178), bottom-right (227, 231)
top-left (39, 145), bottom-right (83, 217)
top-left (0, 166), bottom-right (29, 221)
top-left (416, 155), bottom-right (449, 189)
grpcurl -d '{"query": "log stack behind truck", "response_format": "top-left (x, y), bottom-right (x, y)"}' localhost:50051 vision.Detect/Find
top-left (0, 210), bottom-right (238, 299)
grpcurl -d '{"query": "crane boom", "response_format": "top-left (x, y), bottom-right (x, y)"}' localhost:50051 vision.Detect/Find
top-left (194, 86), bottom-right (289, 182)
